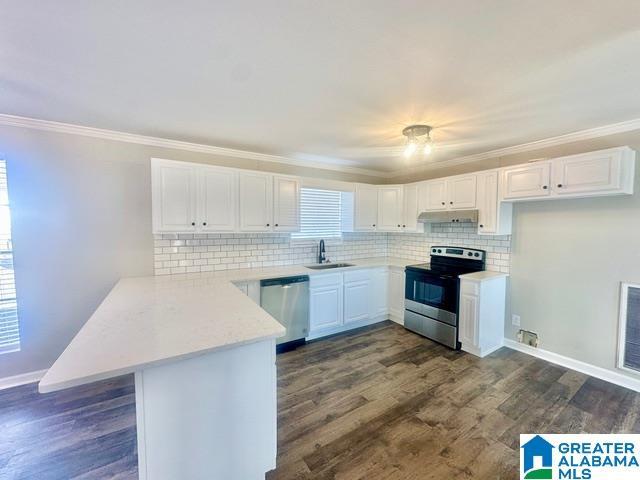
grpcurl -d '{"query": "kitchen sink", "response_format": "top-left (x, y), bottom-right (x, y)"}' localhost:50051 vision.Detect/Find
top-left (305, 263), bottom-right (354, 270)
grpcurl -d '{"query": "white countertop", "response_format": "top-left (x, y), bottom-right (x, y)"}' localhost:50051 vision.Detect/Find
top-left (459, 270), bottom-right (509, 281)
top-left (39, 257), bottom-right (414, 393)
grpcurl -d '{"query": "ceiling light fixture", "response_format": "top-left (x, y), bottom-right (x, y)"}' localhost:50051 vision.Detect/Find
top-left (402, 124), bottom-right (433, 158)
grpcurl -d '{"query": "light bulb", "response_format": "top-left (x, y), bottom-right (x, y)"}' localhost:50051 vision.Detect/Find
top-left (423, 142), bottom-right (433, 156)
top-left (404, 142), bottom-right (417, 158)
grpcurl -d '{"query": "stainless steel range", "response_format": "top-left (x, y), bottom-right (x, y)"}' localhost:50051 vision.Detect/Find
top-left (404, 246), bottom-right (486, 349)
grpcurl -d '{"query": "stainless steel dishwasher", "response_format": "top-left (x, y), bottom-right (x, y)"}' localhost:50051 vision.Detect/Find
top-left (260, 275), bottom-right (309, 352)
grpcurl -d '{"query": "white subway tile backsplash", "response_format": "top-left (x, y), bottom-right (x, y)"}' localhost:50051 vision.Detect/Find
top-left (388, 223), bottom-right (511, 274)
top-left (153, 224), bottom-right (512, 275)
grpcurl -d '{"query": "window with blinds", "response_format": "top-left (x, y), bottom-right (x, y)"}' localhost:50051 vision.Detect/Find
top-left (291, 188), bottom-right (343, 240)
top-left (0, 160), bottom-right (19, 354)
top-left (620, 283), bottom-right (640, 372)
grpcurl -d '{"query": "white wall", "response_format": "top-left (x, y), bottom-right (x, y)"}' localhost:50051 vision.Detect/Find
top-left (0, 125), bottom-right (382, 379)
top-left (507, 169), bottom-right (640, 376)
top-left (0, 128), bottom-right (153, 379)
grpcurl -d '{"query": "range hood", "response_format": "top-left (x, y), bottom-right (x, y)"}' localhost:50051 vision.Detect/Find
top-left (417, 209), bottom-right (478, 224)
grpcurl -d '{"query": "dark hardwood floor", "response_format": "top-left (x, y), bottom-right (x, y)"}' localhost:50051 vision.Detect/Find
top-left (2, 321), bottom-right (639, 479)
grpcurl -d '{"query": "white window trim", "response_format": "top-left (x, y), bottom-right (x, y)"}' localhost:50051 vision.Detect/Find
top-left (0, 158), bottom-right (20, 355)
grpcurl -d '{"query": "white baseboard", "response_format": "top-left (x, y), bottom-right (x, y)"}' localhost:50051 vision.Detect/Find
top-left (463, 340), bottom-right (504, 358)
top-left (503, 339), bottom-right (640, 393)
top-left (0, 369), bottom-right (47, 391)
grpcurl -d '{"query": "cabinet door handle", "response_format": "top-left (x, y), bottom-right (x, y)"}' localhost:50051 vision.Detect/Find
top-left (402, 224), bottom-right (406, 228)
top-left (275, 223), bottom-right (279, 227)
top-left (542, 185), bottom-right (548, 190)
top-left (557, 184), bottom-right (563, 188)
top-left (450, 201), bottom-right (453, 205)
top-left (203, 222), bottom-right (207, 226)
top-left (397, 224), bottom-right (401, 227)
top-left (266, 223), bottom-right (270, 226)
top-left (441, 202), bottom-right (445, 205)
top-left (372, 224), bottom-right (376, 227)
top-left (479, 224), bottom-right (484, 228)
top-left (191, 222), bottom-right (196, 226)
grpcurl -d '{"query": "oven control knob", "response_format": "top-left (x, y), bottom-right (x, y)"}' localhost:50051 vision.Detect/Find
top-left (468, 252), bottom-right (473, 257)
top-left (437, 249), bottom-right (442, 253)
top-left (474, 252), bottom-right (480, 257)
top-left (432, 249), bottom-right (436, 253)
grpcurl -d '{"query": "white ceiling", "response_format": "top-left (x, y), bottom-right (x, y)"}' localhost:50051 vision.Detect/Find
top-left (1, 1), bottom-right (640, 173)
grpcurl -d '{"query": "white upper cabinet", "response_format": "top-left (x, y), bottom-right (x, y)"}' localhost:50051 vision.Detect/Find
top-left (272, 175), bottom-right (300, 231)
top-left (239, 173), bottom-right (300, 232)
top-left (402, 184), bottom-right (420, 232)
top-left (354, 184), bottom-right (379, 231)
top-left (501, 147), bottom-right (635, 202)
top-left (239, 172), bottom-right (274, 231)
top-left (377, 186), bottom-right (403, 231)
top-left (152, 147), bottom-right (634, 235)
top-left (152, 159), bottom-right (198, 233)
top-left (423, 176), bottom-right (476, 211)
top-left (447, 175), bottom-right (477, 209)
top-left (501, 162), bottom-right (551, 200)
top-left (476, 170), bottom-right (512, 236)
top-left (199, 166), bottom-right (238, 232)
top-left (476, 171), bottom-right (498, 234)
top-left (552, 147), bottom-right (633, 196)
top-left (424, 179), bottom-right (448, 211)
top-left (416, 182), bottom-right (430, 213)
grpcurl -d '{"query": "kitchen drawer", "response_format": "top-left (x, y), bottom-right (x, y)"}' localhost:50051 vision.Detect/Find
top-left (344, 269), bottom-right (372, 283)
top-left (460, 280), bottom-right (480, 296)
top-left (309, 272), bottom-right (343, 288)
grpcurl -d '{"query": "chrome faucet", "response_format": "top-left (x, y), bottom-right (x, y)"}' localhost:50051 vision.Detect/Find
top-left (318, 239), bottom-right (327, 264)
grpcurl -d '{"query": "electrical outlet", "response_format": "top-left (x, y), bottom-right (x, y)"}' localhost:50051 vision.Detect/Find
top-left (512, 314), bottom-right (521, 327)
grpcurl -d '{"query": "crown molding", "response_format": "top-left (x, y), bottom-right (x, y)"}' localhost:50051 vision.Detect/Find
top-left (0, 113), bottom-right (387, 178)
top-left (2, 113), bottom-right (640, 180)
top-left (386, 117), bottom-right (640, 178)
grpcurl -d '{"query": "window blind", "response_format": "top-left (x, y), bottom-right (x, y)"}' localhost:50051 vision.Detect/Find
top-left (0, 160), bottom-right (19, 354)
top-left (291, 188), bottom-right (342, 239)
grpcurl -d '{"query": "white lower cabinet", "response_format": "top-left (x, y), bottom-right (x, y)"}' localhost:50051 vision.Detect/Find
top-left (309, 273), bottom-right (343, 335)
top-left (388, 267), bottom-right (405, 323)
top-left (458, 274), bottom-right (507, 358)
top-left (308, 267), bottom-right (396, 339)
top-left (344, 272), bottom-right (371, 324)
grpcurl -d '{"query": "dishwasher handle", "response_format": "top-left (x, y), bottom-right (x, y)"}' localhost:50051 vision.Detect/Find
top-left (260, 275), bottom-right (309, 287)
